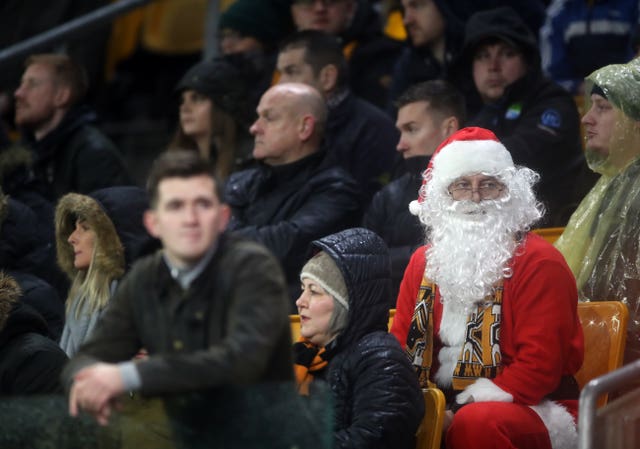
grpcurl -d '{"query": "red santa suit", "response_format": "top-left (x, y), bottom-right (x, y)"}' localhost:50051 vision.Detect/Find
top-left (391, 233), bottom-right (584, 449)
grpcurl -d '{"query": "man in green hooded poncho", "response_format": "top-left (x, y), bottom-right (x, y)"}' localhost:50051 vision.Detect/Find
top-left (555, 57), bottom-right (640, 365)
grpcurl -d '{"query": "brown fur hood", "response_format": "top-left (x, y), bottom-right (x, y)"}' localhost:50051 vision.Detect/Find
top-left (55, 186), bottom-right (153, 281)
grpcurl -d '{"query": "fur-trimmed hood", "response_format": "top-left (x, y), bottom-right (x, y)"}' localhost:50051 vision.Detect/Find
top-left (55, 186), bottom-right (154, 280)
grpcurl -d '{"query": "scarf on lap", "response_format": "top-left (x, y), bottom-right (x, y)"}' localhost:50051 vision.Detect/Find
top-left (405, 277), bottom-right (503, 389)
top-left (293, 338), bottom-right (329, 395)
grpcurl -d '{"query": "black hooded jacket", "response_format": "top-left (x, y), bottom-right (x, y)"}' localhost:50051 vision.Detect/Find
top-left (0, 301), bottom-right (68, 395)
top-left (303, 228), bottom-right (424, 449)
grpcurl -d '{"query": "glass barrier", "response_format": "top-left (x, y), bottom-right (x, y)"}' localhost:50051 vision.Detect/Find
top-left (0, 382), bottom-right (333, 449)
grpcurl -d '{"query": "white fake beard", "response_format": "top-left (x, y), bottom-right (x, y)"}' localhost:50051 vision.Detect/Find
top-left (425, 199), bottom-right (521, 314)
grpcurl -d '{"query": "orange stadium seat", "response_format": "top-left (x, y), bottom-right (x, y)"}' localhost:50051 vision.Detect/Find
top-left (575, 301), bottom-right (629, 407)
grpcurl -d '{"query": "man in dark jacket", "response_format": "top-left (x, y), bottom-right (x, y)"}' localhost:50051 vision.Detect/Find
top-left (451, 7), bottom-right (596, 226)
top-left (14, 53), bottom-right (130, 201)
top-left (277, 30), bottom-right (399, 200)
top-left (289, 0), bottom-right (403, 109)
top-left (0, 272), bottom-right (68, 395)
top-left (63, 151), bottom-right (293, 438)
top-left (225, 83), bottom-right (362, 308)
top-left (364, 80), bottom-right (465, 299)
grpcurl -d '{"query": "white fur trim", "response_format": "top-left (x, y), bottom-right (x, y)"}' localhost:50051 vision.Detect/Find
top-left (529, 400), bottom-right (578, 449)
top-left (408, 199), bottom-right (421, 216)
top-left (438, 302), bottom-right (468, 345)
top-left (435, 302), bottom-right (469, 387)
top-left (455, 377), bottom-right (514, 404)
top-left (432, 139), bottom-right (513, 185)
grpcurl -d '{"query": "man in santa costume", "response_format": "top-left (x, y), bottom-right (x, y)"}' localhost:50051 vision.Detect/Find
top-left (391, 126), bottom-right (584, 449)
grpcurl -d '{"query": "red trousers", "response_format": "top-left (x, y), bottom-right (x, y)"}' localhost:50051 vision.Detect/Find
top-left (446, 402), bottom-right (552, 449)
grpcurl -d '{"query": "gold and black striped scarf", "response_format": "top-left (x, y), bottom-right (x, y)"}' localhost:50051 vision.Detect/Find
top-left (405, 277), bottom-right (503, 390)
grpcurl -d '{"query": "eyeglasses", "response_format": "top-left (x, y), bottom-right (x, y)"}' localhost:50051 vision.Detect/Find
top-left (292, 0), bottom-right (346, 7)
top-left (448, 179), bottom-right (505, 201)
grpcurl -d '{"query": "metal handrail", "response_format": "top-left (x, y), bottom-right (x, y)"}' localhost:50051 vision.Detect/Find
top-left (0, 0), bottom-right (155, 66)
top-left (578, 359), bottom-right (640, 449)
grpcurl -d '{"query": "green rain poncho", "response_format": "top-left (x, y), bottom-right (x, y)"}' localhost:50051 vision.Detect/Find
top-left (555, 57), bottom-right (640, 364)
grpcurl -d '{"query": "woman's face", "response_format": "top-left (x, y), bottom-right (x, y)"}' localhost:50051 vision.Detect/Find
top-left (582, 94), bottom-right (617, 156)
top-left (179, 89), bottom-right (213, 140)
top-left (67, 219), bottom-right (96, 270)
top-left (296, 278), bottom-right (336, 347)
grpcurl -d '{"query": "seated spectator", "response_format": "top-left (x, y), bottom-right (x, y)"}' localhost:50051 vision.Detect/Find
top-left (555, 57), bottom-right (640, 364)
top-left (363, 80), bottom-right (464, 298)
top-left (0, 272), bottom-right (68, 395)
top-left (277, 30), bottom-right (399, 200)
top-left (55, 186), bottom-right (155, 356)
top-left (294, 227), bottom-right (424, 449)
top-left (170, 57), bottom-right (255, 180)
top-left (14, 53), bottom-right (131, 201)
top-left (289, 0), bottom-right (403, 109)
top-left (389, 0), bottom-right (465, 110)
top-left (539, 0), bottom-right (639, 95)
top-left (450, 6), bottom-right (594, 226)
top-left (391, 127), bottom-right (583, 449)
top-left (225, 83), bottom-right (361, 307)
top-left (62, 151), bottom-right (292, 440)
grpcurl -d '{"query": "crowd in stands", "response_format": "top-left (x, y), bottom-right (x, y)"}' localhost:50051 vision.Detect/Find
top-left (0, 0), bottom-right (640, 448)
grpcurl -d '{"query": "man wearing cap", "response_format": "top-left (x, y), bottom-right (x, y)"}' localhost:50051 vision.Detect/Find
top-left (450, 6), bottom-right (594, 226)
top-left (390, 126), bottom-right (584, 449)
top-left (555, 57), bottom-right (640, 365)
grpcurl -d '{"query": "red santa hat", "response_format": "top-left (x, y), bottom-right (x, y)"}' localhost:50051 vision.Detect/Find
top-left (409, 127), bottom-right (514, 215)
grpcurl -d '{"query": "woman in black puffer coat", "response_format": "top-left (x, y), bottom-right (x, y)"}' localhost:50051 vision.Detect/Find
top-left (294, 227), bottom-right (424, 449)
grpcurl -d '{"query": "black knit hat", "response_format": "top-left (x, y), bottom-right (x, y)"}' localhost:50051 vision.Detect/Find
top-left (175, 57), bottom-right (251, 126)
top-left (218, 0), bottom-right (293, 45)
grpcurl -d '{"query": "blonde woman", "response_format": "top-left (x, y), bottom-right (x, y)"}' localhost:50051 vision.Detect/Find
top-left (56, 186), bottom-right (154, 356)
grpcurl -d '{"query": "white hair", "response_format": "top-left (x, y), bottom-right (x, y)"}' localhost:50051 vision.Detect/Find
top-left (414, 166), bottom-right (544, 312)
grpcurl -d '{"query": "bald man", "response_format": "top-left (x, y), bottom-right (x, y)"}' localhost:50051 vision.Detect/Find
top-left (225, 83), bottom-right (362, 309)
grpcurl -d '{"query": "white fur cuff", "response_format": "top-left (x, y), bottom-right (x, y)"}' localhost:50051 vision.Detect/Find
top-left (529, 400), bottom-right (578, 449)
top-left (456, 377), bottom-right (513, 404)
